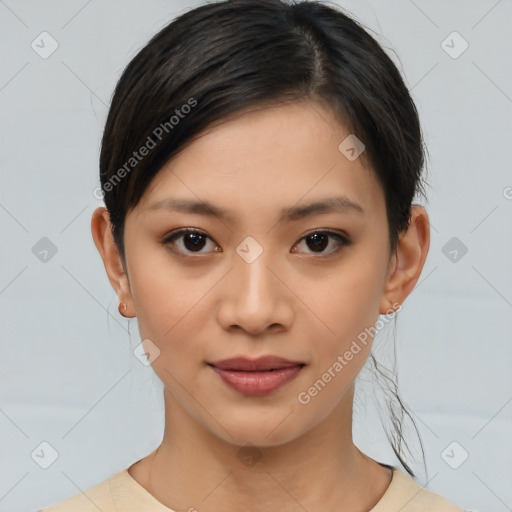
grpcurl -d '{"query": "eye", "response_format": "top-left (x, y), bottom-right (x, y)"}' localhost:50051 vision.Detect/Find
top-left (162, 228), bottom-right (220, 256)
top-left (162, 228), bottom-right (350, 257)
top-left (292, 230), bottom-right (351, 256)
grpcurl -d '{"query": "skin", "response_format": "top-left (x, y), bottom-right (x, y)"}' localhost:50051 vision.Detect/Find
top-left (91, 100), bottom-right (430, 512)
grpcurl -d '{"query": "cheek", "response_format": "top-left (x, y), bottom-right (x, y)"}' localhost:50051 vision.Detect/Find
top-left (127, 249), bottom-right (217, 371)
top-left (306, 256), bottom-right (386, 347)
top-left (299, 260), bottom-right (387, 404)
top-left (294, 262), bottom-right (383, 415)
top-left (128, 242), bottom-right (194, 320)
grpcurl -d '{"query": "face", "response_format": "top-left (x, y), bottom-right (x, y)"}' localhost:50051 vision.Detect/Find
top-left (117, 101), bottom-right (398, 446)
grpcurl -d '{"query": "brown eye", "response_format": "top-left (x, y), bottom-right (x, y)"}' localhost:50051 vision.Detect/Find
top-left (162, 228), bottom-right (220, 255)
top-left (306, 232), bottom-right (329, 252)
top-left (292, 230), bottom-right (350, 256)
top-left (162, 228), bottom-right (350, 257)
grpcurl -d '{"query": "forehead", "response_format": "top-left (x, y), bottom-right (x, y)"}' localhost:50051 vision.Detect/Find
top-left (135, 101), bottom-right (385, 225)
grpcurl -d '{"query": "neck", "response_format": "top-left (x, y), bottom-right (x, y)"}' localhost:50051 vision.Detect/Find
top-left (130, 385), bottom-right (392, 511)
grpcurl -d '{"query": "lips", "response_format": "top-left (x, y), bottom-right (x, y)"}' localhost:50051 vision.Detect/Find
top-left (208, 356), bottom-right (306, 396)
top-left (208, 355), bottom-right (306, 372)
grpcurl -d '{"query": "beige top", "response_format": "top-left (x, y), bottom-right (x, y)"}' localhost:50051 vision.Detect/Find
top-left (39, 467), bottom-right (465, 511)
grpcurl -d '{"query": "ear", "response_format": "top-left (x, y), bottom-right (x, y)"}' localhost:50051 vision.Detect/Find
top-left (91, 207), bottom-right (135, 317)
top-left (379, 205), bottom-right (430, 315)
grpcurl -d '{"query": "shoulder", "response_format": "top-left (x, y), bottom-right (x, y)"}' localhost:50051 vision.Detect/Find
top-left (37, 471), bottom-right (120, 512)
top-left (371, 470), bottom-right (466, 512)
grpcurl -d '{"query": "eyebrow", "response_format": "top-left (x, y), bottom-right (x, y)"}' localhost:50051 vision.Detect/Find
top-left (145, 195), bottom-right (364, 222)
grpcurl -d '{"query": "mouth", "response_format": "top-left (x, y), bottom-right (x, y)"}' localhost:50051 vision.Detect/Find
top-left (208, 355), bottom-right (306, 372)
top-left (207, 356), bottom-right (306, 396)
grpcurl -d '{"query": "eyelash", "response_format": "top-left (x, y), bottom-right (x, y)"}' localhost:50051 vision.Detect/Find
top-left (161, 228), bottom-right (351, 258)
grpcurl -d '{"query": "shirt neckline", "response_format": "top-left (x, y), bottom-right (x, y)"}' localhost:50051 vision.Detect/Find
top-left (112, 462), bottom-right (401, 511)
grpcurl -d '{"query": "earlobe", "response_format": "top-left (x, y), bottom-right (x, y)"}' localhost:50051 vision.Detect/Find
top-left (91, 207), bottom-right (135, 317)
top-left (379, 205), bottom-right (430, 315)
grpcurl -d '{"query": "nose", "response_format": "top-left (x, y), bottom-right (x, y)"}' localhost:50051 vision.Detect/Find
top-left (216, 248), bottom-right (294, 336)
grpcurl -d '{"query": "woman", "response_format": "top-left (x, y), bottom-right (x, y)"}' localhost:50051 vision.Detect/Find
top-left (40, 0), bottom-right (465, 509)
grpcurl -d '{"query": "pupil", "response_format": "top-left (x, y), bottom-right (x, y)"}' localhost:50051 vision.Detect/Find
top-left (184, 233), bottom-right (205, 251)
top-left (308, 233), bottom-right (327, 252)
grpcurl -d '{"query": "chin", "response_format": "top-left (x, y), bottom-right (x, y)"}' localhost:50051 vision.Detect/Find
top-left (209, 412), bottom-right (305, 449)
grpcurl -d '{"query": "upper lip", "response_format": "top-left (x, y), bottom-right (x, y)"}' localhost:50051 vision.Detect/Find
top-left (209, 356), bottom-right (306, 371)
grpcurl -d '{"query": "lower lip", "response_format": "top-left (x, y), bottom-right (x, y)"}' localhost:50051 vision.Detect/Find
top-left (210, 365), bottom-right (304, 396)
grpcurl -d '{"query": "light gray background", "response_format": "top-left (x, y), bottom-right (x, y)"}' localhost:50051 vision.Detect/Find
top-left (0, 0), bottom-right (511, 511)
